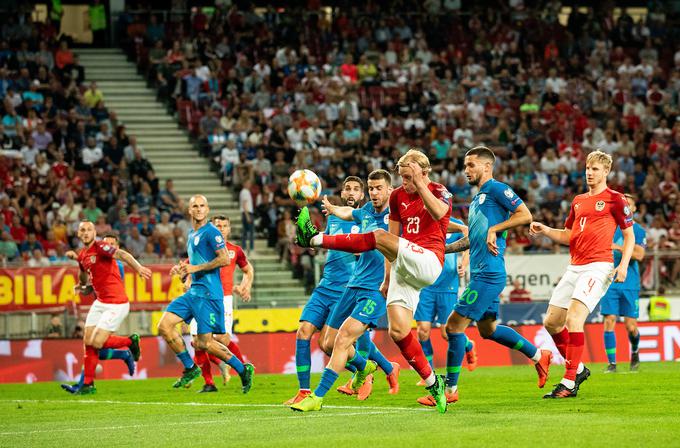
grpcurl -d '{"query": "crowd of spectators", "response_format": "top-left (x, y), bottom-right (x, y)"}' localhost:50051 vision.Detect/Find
top-left (0, 13), bottom-right (193, 266)
top-left (123, 1), bottom-right (679, 287)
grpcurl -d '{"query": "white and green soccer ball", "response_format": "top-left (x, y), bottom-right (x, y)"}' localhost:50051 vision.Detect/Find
top-left (288, 169), bottom-right (322, 206)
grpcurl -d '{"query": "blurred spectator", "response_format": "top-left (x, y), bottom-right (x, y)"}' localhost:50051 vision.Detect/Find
top-left (509, 279), bottom-right (533, 302)
top-left (45, 314), bottom-right (63, 338)
top-left (239, 178), bottom-right (255, 254)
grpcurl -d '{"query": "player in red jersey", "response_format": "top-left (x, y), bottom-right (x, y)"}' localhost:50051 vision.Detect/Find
top-left (296, 149), bottom-right (452, 412)
top-left (530, 150), bottom-right (635, 398)
top-left (71, 221), bottom-right (152, 394)
top-left (190, 215), bottom-right (254, 392)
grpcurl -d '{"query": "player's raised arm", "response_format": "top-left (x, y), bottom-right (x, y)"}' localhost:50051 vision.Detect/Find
top-left (447, 220), bottom-right (468, 235)
top-left (529, 222), bottom-right (572, 245)
top-left (321, 195), bottom-right (355, 221)
top-left (114, 248), bottom-right (152, 279)
top-left (409, 162), bottom-right (449, 221)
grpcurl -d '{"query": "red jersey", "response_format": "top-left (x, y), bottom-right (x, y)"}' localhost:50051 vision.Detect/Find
top-left (388, 182), bottom-right (452, 264)
top-left (219, 242), bottom-right (248, 295)
top-left (564, 188), bottom-right (633, 265)
top-left (77, 241), bottom-right (128, 304)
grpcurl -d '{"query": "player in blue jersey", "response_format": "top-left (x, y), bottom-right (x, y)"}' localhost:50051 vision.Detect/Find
top-left (443, 147), bottom-right (552, 403)
top-left (284, 176), bottom-right (365, 405)
top-left (292, 169), bottom-right (399, 412)
top-left (60, 233), bottom-right (136, 394)
top-left (601, 194), bottom-right (647, 373)
top-left (158, 195), bottom-right (254, 392)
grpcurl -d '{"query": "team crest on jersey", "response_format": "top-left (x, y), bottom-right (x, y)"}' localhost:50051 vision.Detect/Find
top-left (504, 188), bottom-right (514, 199)
top-left (102, 245), bottom-right (110, 251)
top-left (478, 194), bottom-right (486, 204)
top-left (228, 250), bottom-right (235, 259)
top-left (90, 256), bottom-right (96, 264)
top-left (194, 235), bottom-right (200, 245)
top-left (383, 215), bottom-right (389, 225)
top-left (351, 225), bottom-right (360, 233)
top-left (216, 235), bottom-right (223, 243)
top-left (595, 200), bottom-right (605, 211)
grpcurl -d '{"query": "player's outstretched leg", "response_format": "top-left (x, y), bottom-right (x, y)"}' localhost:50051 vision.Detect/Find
top-left (98, 348), bottom-right (135, 376)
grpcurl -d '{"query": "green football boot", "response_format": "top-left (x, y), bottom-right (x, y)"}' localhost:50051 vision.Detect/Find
top-left (172, 365), bottom-right (201, 389)
top-left (129, 333), bottom-right (141, 362)
top-left (75, 384), bottom-right (97, 395)
top-left (426, 375), bottom-right (447, 414)
top-left (295, 207), bottom-right (319, 247)
top-left (240, 363), bottom-right (255, 394)
top-left (290, 393), bottom-right (323, 412)
top-left (351, 360), bottom-right (377, 391)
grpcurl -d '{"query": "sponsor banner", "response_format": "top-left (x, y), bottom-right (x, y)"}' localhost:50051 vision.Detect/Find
top-left (0, 265), bottom-right (184, 312)
top-left (504, 254), bottom-right (570, 300)
top-left (1, 321), bottom-right (678, 383)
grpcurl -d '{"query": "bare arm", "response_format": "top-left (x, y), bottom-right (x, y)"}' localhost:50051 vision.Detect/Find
top-left (529, 222), bottom-right (572, 246)
top-left (114, 249), bottom-right (152, 279)
top-left (613, 242), bottom-right (645, 262)
top-left (416, 182), bottom-right (449, 221)
top-left (613, 226), bottom-right (635, 283)
top-left (446, 236), bottom-right (470, 253)
top-left (490, 203), bottom-right (532, 234)
top-left (321, 195), bottom-right (355, 221)
top-left (447, 220), bottom-right (468, 234)
top-left (181, 247), bottom-right (230, 276)
top-left (235, 262), bottom-right (254, 302)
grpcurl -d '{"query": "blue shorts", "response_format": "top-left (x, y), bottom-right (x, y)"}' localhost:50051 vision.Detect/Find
top-left (600, 288), bottom-right (639, 318)
top-left (453, 276), bottom-right (503, 322)
top-left (299, 285), bottom-right (341, 330)
top-left (166, 291), bottom-right (226, 335)
top-left (328, 287), bottom-right (386, 329)
top-left (415, 290), bottom-right (457, 325)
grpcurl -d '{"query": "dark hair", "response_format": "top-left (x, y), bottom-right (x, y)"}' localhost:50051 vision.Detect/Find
top-left (102, 232), bottom-right (119, 242)
top-left (342, 176), bottom-right (365, 190)
top-left (368, 169), bottom-right (392, 185)
top-left (465, 146), bottom-right (496, 163)
top-left (211, 215), bottom-right (230, 223)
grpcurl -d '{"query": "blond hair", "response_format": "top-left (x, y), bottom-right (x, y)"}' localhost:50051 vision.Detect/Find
top-left (397, 148), bottom-right (431, 173)
top-left (586, 150), bottom-right (613, 170)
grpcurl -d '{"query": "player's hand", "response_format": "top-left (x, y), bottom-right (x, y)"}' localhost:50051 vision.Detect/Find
top-left (457, 262), bottom-right (466, 277)
top-left (65, 250), bottom-right (78, 260)
top-left (612, 265), bottom-right (628, 283)
top-left (178, 263), bottom-right (197, 277)
top-left (529, 222), bottom-right (545, 236)
top-left (169, 262), bottom-right (184, 276)
top-left (137, 266), bottom-right (152, 280)
top-left (320, 195), bottom-right (334, 216)
top-left (408, 162), bottom-right (425, 189)
top-left (486, 229), bottom-right (499, 256)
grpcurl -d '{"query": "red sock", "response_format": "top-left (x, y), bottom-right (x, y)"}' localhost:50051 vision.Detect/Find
top-left (102, 335), bottom-right (132, 349)
top-left (194, 349), bottom-right (214, 386)
top-left (394, 332), bottom-right (432, 380)
top-left (564, 332), bottom-right (585, 381)
top-left (551, 327), bottom-right (569, 358)
top-left (208, 354), bottom-right (223, 365)
top-left (83, 345), bottom-right (98, 384)
top-left (322, 232), bottom-right (376, 252)
top-left (227, 341), bottom-right (244, 362)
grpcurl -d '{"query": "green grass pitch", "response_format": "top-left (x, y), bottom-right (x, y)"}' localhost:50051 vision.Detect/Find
top-left (1, 362), bottom-right (679, 447)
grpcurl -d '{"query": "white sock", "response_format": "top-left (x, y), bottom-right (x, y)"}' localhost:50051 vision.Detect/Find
top-left (576, 362), bottom-right (584, 374)
top-left (310, 234), bottom-right (323, 247)
top-left (531, 348), bottom-right (543, 363)
top-left (424, 372), bottom-right (436, 387)
top-left (445, 386), bottom-right (457, 394)
top-left (560, 378), bottom-right (575, 389)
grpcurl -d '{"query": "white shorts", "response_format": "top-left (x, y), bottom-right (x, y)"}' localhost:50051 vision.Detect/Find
top-left (549, 262), bottom-right (614, 312)
top-left (85, 300), bottom-right (130, 332)
top-left (386, 238), bottom-right (442, 311)
top-left (190, 295), bottom-right (234, 336)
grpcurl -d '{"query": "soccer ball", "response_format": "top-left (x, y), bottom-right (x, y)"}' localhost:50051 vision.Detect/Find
top-left (288, 169), bottom-right (322, 205)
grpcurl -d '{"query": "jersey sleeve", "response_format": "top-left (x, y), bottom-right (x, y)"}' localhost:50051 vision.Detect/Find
top-left (564, 201), bottom-right (576, 229)
top-left (207, 226), bottom-right (227, 253)
top-left (634, 224), bottom-right (647, 248)
top-left (433, 184), bottom-right (453, 208)
top-left (492, 182), bottom-right (523, 212)
top-left (351, 208), bottom-right (363, 224)
top-left (612, 193), bottom-right (634, 229)
top-left (388, 189), bottom-right (401, 222)
top-left (235, 246), bottom-right (248, 268)
top-left (94, 241), bottom-right (117, 258)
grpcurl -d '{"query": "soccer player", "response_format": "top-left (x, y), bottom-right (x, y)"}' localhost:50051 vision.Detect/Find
top-left (531, 150), bottom-right (635, 398)
top-left (61, 233), bottom-right (137, 394)
top-left (295, 150), bottom-right (453, 413)
top-left (440, 146), bottom-right (551, 405)
top-left (600, 194), bottom-right (646, 373)
top-left (191, 214), bottom-right (255, 392)
top-left (291, 169), bottom-right (399, 412)
top-left (69, 221), bottom-right (152, 394)
top-left (284, 176), bottom-right (365, 405)
top-left (157, 195), bottom-right (254, 393)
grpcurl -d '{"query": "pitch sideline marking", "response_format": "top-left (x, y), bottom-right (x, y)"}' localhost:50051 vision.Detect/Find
top-left (0, 410), bottom-right (399, 436)
top-left (1, 398), bottom-right (430, 413)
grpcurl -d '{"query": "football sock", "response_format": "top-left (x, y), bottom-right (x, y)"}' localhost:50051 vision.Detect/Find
top-left (465, 336), bottom-right (474, 353)
top-left (295, 338), bottom-right (312, 390)
top-left (394, 332), bottom-right (432, 381)
top-left (629, 330), bottom-right (640, 353)
top-left (314, 368), bottom-right (339, 398)
top-left (102, 335), bottom-right (131, 349)
top-left (76, 367), bottom-right (85, 387)
top-left (419, 338), bottom-right (434, 369)
top-left (604, 330), bottom-right (617, 364)
top-left (227, 341), bottom-right (245, 362)
top-left (322, 232), bottom-right (376, 253)
top-left (551, 327), bottom-right (569, 358)
top-left (98, 348), bottom-right (132, 361)
top-left (346, 351), bottom-right (367, 372)
top-left (83, 345), bottom-right (98, 384)
top-left (346, 364), bottom-right (357, 373)
top-left (177, 350), bottom-right (195, 369)
top-left (563, 331), bottom-right (585, 384)
top-left (208, 353), bottom-right (222, 365)
top-left (489, 325), bottom-right (540, 360)
top-left (194, 349), bottom-right (214, 386)
top-left (369, 341), bottom-right (394, 375)
top-left (446, 333), bottom-right (466, 389)
top-left (227, 355), bottom-right (245, 375)
top-left (356, 332), bottom-right (371, 359)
